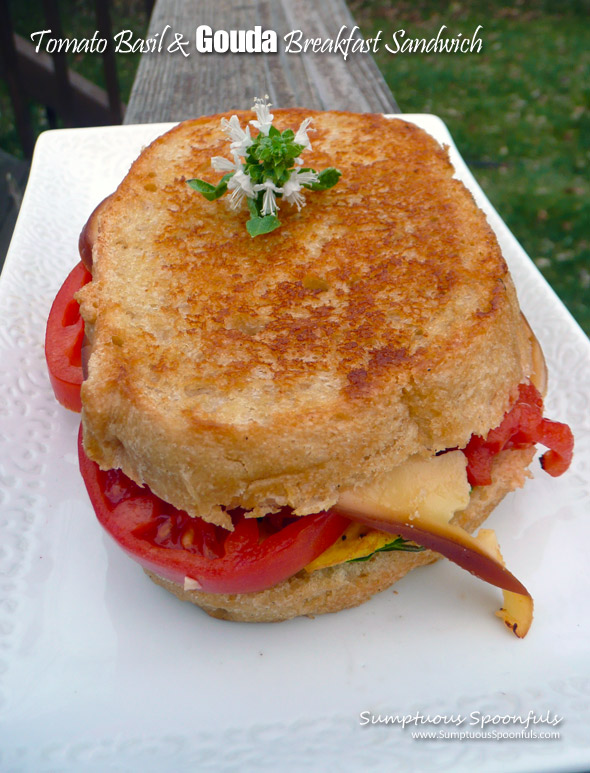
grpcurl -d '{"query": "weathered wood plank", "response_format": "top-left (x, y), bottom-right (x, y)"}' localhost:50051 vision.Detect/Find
top-left (125, 0), bottom-right (399, 124)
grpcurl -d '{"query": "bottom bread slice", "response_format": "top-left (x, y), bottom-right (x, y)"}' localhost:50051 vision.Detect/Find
top-left (145, 447), bottom-right (536, 623)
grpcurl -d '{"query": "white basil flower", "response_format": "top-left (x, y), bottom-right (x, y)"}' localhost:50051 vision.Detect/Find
top-left (227, 169), bottom-right (256, 209)
top-left (250, 95), bottom-right (274, 136)
top-left (220, 116), bottom-right (253, 155)
top-left (282, 183), bottom-right (305, 211)
top-left (294, 118), bottom-right (313, 150)
top-left (254, 179), bottom-right (283, 216)
top-left (211, 153), bottom-right (241, 173)
top-left (282, 169), bottom-right (318, 210)
top-left (295, 169), bottom-right (319, 187)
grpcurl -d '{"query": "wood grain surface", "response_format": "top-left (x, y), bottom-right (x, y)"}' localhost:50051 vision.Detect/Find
top-left (124, 0), bottom-right (399, 124)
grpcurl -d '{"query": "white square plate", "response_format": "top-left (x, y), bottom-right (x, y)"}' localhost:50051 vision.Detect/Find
top-left (1, 116), bottom-right (589, 772)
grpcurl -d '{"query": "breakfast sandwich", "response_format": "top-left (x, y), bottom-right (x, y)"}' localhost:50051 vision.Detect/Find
top-left (45, 103), bottom-right (573, 634)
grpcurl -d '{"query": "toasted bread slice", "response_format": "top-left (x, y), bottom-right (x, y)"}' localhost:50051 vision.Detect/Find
top-left (77, 111), bottom-right (534, 526)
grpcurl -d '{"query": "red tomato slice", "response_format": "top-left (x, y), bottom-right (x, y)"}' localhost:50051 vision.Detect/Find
top-left (77, 426), bottom-right (350, 594)
top-left (45, 262), bottom-right (91, 412)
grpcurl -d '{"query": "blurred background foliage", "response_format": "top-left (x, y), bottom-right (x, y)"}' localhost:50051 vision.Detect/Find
top-left (1, 0), bottom-right (588, 335)
top-left (0, 0), bottom-right (150, 155)
top-left (350, 0), bottom-right (590, 335)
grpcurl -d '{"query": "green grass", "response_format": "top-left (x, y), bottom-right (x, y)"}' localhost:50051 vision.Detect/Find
top-left (350, 0), bottom-right (590, 335)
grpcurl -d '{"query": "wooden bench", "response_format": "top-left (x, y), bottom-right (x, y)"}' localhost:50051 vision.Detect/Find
top-left (125, 0), bottom-right (400, 123)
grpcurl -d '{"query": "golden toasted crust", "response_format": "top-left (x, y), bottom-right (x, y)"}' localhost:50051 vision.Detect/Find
top-left (145, 447), bottom-right (535, 622)
top-left (78, 110), bottom-right (534, 525)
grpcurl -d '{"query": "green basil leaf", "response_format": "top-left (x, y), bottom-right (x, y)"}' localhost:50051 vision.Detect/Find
top-left (246, 214), bottom-right (281, 237)
top-left (348, 537), bottom-right (425, 563)
top-left (289, 142), bottom-right (305, 156)
top-left (247, 196), bottom-right (260, 218)
top-left (308, 167), bottom-right (342, 191)
top-left (187, 178), bottom-right (228, 201)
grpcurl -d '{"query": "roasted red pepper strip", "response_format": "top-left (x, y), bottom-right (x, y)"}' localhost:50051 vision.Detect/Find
top-left (464, 384), bottom-right (573, 486)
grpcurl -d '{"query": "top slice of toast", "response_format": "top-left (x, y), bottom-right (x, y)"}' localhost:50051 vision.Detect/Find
top-left (77, 111), bottom-right (533, 524)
